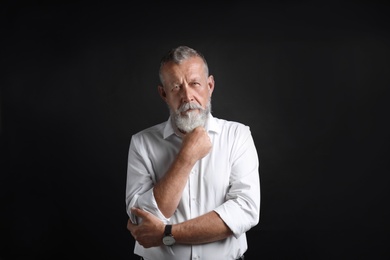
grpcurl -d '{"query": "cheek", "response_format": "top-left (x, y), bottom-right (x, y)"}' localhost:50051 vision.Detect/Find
top-left (166, 96), bottom-right (181, 109)
top-left (198, 89), bottom-right (211, 102)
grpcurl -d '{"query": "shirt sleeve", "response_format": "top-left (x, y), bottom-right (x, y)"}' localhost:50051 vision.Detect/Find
top-left (214, 125), bottom-right (261, 238)
top-left (125, 135), bottom-right (169, 224)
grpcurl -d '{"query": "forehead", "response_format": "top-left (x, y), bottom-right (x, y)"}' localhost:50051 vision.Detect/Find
top-left (162, 57), bottom-right (206, 79)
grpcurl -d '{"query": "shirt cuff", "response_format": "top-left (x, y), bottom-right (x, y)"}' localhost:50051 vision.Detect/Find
top-left (132, 188), bottom-right (170, 224)
top-left (214, 200), bottom-right (257, 239)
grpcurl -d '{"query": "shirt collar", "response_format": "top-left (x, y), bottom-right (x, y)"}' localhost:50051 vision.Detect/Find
top-left (162, 113), bottom-right (220, 139)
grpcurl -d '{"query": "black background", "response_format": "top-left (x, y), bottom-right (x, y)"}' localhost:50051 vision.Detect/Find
top-left (1, 2), bottom-right (390, 259)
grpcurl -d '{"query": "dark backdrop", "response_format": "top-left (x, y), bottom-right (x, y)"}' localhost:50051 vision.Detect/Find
top-left (1, 2), bottom-right (389, 260)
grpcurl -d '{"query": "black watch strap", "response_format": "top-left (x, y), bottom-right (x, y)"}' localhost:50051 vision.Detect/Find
top-left (164, 224), bottom-right (172, 235)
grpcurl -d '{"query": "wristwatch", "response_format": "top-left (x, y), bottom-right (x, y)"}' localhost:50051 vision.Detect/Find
top-left (162, 224), bottom-right (175, 246)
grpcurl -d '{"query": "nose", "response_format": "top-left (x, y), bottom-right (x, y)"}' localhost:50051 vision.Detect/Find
top-left (181, 84), bottom-right (194, 103)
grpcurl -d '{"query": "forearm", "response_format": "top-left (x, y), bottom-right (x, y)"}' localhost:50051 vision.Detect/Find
top-left (172, 211), bottom-right (233, 245)
top-left (153, 127), bottom-right (212, 218)
top-left (153, 153), bottom-right (195, 218)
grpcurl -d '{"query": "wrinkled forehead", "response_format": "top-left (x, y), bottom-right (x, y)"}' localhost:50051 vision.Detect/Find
top-left (160, 57), bottom-right (208, 84)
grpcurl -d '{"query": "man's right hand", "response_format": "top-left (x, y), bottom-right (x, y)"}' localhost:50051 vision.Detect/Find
top-left (180, 126), bottom-right (212, 164)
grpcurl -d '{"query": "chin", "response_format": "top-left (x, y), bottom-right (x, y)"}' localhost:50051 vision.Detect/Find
top-left (182, 109), bottom-right (199, 116)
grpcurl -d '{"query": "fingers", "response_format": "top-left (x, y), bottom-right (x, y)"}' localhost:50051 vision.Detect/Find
top-left (127, 218), bottom-right (135, 231)
top-left (131, 207), bottom-right (149, 218)
top-left (126, 209), bottom-right (164, 248)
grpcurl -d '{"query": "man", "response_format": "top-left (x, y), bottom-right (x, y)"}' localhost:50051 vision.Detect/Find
top-left (126, 45), bottom-right (260, 260)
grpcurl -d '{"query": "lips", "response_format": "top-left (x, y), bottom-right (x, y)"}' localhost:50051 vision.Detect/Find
top-left (181, 108), bottom-right (198, 116)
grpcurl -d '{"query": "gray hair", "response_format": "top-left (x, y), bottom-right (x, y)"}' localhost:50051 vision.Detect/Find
top-left (159, 46), bottom-right (209, 85)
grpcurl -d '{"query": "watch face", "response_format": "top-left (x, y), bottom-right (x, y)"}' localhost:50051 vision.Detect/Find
top-left (163, 235), bottom-right (175, 246)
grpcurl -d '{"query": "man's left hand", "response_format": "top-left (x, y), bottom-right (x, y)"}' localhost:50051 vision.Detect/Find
top-left (127, 207), bottom-right (165, 248)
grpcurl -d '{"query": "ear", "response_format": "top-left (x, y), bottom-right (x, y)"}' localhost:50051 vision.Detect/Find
top-left (207, 75), bottom-right (215, 97)
top-left (158, 85), bottom-right (167, 101)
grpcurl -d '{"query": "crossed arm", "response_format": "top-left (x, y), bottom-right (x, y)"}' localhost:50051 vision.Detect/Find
top-left (127, 207), bottom-right (232, 248)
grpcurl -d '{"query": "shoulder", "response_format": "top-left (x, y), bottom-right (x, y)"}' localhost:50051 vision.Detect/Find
top-left (209, 116), bottom-right (253, 146)
top-left (213, 116), bottom-right (251, 134)
top-left (131, 121), bottom-right (167, 141)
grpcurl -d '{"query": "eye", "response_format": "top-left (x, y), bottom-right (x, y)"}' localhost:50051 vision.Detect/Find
top-left (171, 85), bottom-right (180, 91)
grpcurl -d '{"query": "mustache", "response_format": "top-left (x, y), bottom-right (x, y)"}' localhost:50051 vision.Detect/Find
top-left (177, 103), bottom-right (204, 113)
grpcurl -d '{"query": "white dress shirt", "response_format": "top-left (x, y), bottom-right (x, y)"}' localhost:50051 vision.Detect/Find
top-left (126, 114), bottom-right (260, 260)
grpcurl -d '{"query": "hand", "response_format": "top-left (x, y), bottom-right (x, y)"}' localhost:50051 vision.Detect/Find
top-left (127, 208), bottom-right (165, 248)
top-left (180, 126), bottom-right (212, 163)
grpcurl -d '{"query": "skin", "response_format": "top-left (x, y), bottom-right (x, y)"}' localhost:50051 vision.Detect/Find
top-left (127, 56), bottom-right (233, 248)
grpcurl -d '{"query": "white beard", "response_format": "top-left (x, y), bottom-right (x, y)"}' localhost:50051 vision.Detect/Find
top-left (171, 101), bottom-right (211, 133)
